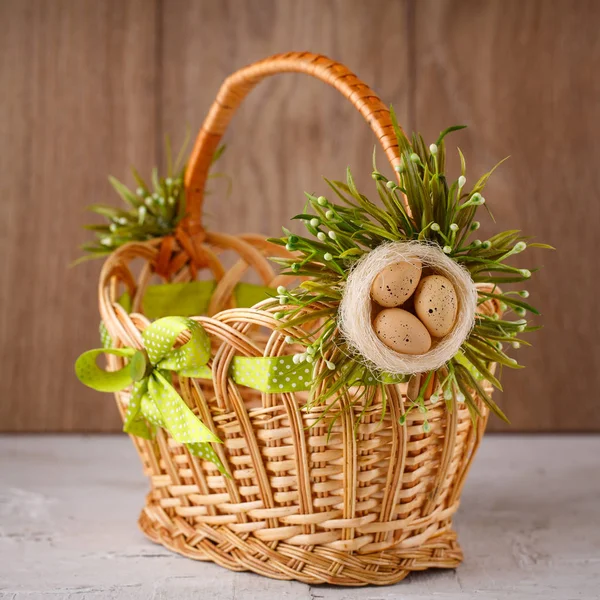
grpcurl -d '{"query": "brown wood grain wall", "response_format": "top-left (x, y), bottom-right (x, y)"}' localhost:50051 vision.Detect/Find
top-left (1, 0), bottom-right (598, 432)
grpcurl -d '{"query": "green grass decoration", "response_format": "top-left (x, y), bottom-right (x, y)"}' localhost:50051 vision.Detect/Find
top-left (78, 138), bottom-right (226, 261)
top-left (268, 109), bottom-right (551, 428)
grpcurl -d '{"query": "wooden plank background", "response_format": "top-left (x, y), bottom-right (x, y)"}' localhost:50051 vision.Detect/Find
top-left (1, 0), bottom-right (598, 432)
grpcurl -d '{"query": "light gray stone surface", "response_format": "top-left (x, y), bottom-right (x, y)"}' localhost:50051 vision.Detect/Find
top-left (0, 434), bottom-right (598, 599)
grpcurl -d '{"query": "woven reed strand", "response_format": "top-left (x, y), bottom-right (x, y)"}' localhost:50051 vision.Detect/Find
top-left (97, 52), bottom-right (500, 586)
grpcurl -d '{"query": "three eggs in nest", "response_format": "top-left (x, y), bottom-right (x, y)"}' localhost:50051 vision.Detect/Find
top-left (370, 259), bottom-right (458, 355)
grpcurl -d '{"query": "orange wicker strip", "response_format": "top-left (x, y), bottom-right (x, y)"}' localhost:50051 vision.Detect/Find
top-left (183, 51), bottom-right (403, 235)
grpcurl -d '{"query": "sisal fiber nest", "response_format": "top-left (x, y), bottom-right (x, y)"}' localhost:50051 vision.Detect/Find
top-left (339, 241), bottom-right (477, 375)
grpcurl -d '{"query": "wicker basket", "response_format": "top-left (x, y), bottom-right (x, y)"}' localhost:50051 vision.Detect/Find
top-left (99, 52), bottom-right (501, 586)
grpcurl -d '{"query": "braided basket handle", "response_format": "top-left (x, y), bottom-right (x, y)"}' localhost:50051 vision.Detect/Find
top-left (183, 51), bottom-right (403, 234)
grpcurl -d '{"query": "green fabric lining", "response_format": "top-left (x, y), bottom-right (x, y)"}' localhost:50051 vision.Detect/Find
top-left (142, 280), bottom-right (274, 319)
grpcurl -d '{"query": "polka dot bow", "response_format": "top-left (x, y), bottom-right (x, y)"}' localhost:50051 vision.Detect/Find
top-left (75, 316), bottom-right (225, 474)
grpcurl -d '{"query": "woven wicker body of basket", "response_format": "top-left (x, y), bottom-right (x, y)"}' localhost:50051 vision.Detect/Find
top-left (99, 52), bottom-right (501, 586)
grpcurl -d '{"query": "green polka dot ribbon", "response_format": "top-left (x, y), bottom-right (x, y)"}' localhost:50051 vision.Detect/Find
top-left (81, 316), bottom-right (413, 475)
top-left (76, 316), bottom-right (225, 474)
top-left (98, 323), bottom-right (408, 395)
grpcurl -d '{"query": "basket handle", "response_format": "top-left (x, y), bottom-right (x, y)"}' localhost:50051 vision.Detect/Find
top-left (183, 51), bottom-right (403, 234)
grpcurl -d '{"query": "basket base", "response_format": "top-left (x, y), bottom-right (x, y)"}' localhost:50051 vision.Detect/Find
top-left (138, 504), bottom-right (463, 586)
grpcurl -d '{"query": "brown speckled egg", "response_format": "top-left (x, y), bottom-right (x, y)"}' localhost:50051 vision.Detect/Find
top-left (370, 259), bottom-right (422, 307)
top-left (373, 308), bottom-right (432, 355)
top-left (414, 275), bottom-right (458, 338)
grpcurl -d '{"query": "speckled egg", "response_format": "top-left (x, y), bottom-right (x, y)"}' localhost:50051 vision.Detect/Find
top-left (414, 275), bottom-right (458, 338)
top-left (370, 259), bottom-right (422, 307)
top-left (373, 308), bottom-right (432, 355)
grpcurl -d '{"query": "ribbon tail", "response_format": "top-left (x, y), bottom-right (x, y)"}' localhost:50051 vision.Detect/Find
top-left (123, 381), bottom-right (154, 440)
top-left (186, 443), bottom-right (229, 477)
top-left (148, 372), bottom-right (221, 445)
